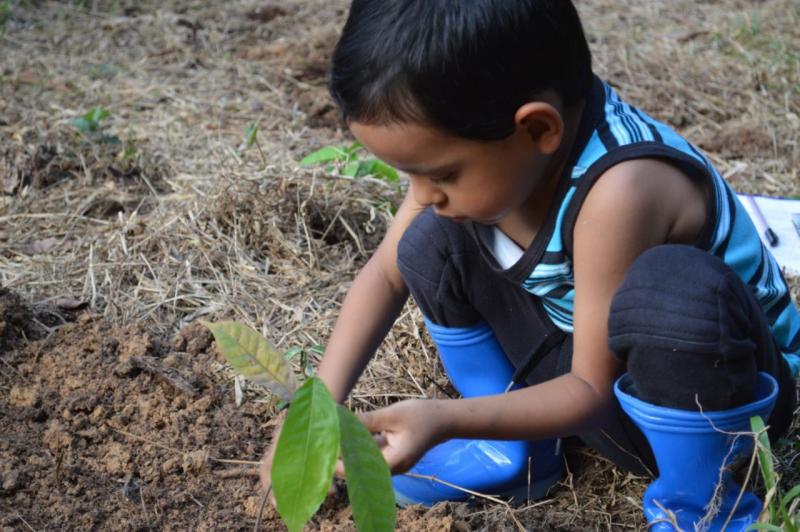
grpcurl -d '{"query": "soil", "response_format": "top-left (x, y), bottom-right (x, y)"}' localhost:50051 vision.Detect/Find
top-left (0, 296), bottom-right (503, 531)
top-left (0, 291), bottom-right (644, 531)
top-left (1, 0), bottom-right (797, 530)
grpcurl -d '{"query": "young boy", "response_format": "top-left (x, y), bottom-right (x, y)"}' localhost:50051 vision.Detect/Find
top-left (263, 1), bottom-right (799, 527)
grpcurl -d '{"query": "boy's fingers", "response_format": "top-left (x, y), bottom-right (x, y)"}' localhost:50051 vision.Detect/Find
top-left (373, 431), bottom-right (388, 448)
top-left (357, 407), bottom-right (396, 433)
top-left (356, 409), bottom-right (377, 431)
top-left (334, 458), bottom-right (346, 479)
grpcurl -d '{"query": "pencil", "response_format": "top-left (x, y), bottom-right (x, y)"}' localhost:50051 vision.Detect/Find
top-left (745, 195), bottom-right (779, 247)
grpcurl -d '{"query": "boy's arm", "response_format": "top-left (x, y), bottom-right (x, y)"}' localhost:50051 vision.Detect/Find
top-left (316, 189), bottom-right (423, 402)
top-left (260, 189), bottom-right (423, 488)
top-left (359, 159), bottom-right (708, 473)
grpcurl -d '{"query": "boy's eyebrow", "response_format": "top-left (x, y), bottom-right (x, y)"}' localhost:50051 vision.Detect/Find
top-left (394, 163), bottom-right (454, 176)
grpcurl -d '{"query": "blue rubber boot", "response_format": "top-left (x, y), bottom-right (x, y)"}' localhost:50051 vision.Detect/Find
top-left (614, 372), bottom-right (778, 531)
top-left (392, 319), bottom-right (563, 507)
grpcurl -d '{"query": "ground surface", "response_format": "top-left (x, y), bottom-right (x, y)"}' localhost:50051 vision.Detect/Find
top-left (1, 1), bottom-right (798, 530)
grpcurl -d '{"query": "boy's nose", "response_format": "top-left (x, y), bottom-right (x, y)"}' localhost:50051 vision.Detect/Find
top-left (411, 177), bottom-right (446, 208)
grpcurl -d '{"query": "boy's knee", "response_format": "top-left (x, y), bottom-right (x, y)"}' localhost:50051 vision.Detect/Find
top-left (397, 209), bottom-right (480, 326)
top-left (608, 244), bottom-right (749, 352)
top-left (608, 244), bottom-right (759, 410)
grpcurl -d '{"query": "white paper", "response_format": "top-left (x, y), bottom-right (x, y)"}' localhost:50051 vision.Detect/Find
top-left (737, 194), bottom-right (800, 276)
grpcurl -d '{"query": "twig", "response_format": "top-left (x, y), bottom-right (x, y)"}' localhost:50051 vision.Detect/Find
top-left (651, 499), bottom-right (685, 532)
top-left (112, 427), bottom-right (261, 468)
top-left (212, 458), bottom-right (263, 466)
top-left (215, 467), bottom-right (259, 479)
top-left (402, 472), bottom-right (527, 532)
top-left (254, 485), bottom-right (271, 532)
top-left (111, 427), bottom-right (185, 455)
top-left (187, 492), bottom-right (205, 508)
top-left (14, 513), bottom-right (37, 532)
top-left (720, 439), bottom-right (760, 532)
top-left (127, 355), bottom-right (199, 397)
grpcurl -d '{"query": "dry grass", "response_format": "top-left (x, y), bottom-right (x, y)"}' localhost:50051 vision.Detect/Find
top-left (1, 0), bottom-right (798, 529)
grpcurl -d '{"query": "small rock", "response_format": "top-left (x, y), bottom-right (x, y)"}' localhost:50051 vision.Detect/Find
top-left (121, 475), bottom-right (142, 503)
top-left (181, 449), bottom-right (208, 474)
top-left (161, 456), bottom-right (182, 474)
top-left (43, 420), bottom-right (71, 452)
top-left (8, 386), bottom-right (40, 408)
top-left (112, 359), bottom-right (137, 377)
top-left (103, 442), bottom-right (131, 475)
top-left (67, 393), bottom-right (99, 413)
top-left (1, 470), bottom-right (25, 493)
top-left (192, 395), bottom-right (214, 412)
top-left (89, 405), bottom-right (106, 424)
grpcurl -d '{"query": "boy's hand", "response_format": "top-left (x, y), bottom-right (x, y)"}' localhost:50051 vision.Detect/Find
top-left (356, 399), bottom-right (449, 474)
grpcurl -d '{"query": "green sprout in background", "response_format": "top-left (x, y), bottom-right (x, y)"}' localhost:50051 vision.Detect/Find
top-left (71, 107), bottom-right (121, 145)
top-left (301, 142), bottom-right (399, 183)
top-left (239, 121), bottom-right (267, 166)
top-left (71, 107), bottom-right (140, 162)
top-left (0, 0), bottom-right (12, 32)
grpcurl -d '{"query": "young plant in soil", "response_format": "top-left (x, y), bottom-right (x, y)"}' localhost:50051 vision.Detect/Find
top-left (204, 321), bottom-right (396, 532)
top-left (301, 141), bottom-right (399, 182)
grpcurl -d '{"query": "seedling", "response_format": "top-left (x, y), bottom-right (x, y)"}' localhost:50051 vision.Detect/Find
top-left (71, 107), bottom-right (121, 145)
top-left (301, 142), bottom-right (399, 183)
top-left (748, 416), bottom-right (800, 531)
top-left (284, 344), bottom-right (324, 377)
top-left (0, 0), bottom-right (11, 33)
top-left (239, 121), bottom-right (267, 166)
top-left (203, 321), bottom-right (396, 532)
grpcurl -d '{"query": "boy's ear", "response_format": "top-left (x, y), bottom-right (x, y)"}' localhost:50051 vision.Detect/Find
top-left (513, 102), bottom-right (564, 155)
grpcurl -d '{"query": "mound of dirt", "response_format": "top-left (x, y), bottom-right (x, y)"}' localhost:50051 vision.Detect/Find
top-left (1, 129), bottom-right (169, 218)
top-left (210, 177), bottom-right (393, 268)
top-left (0, 314), bottom-right (273, 530)
top-left (0, 306), bottom-right (481, 531)
top-left (1, 294), bottom-right (622, 531)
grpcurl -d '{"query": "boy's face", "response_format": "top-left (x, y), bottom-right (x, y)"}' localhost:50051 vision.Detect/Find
top-left (350, 116), bottom-right (559, 226)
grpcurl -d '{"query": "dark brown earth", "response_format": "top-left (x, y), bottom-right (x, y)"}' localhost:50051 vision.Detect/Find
top-left (1, 0), bottom-right (798, 530)
top-left (0, 290), bottom-right (646, 531)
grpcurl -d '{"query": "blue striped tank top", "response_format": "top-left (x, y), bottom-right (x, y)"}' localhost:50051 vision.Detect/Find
top-left (471, 76), bottom-right (800, 378)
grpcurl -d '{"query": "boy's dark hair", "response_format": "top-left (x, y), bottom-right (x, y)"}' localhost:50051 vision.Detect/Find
top-left (329, 0), bottom-right (592, 140)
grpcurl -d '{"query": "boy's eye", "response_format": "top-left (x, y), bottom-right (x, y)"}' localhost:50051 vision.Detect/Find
top-left (430, 172), bottom-right (456, 184)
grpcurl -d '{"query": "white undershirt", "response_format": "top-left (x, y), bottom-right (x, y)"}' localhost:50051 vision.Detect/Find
top-left (476, 225), bottom-right (524, 270)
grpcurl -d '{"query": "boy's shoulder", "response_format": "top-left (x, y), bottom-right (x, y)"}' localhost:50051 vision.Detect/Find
top-left (578, 157), bottom-right (708, 248)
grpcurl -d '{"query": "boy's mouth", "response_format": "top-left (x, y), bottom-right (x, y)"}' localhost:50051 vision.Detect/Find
top-left (436, 213), bottom-right (466, 223)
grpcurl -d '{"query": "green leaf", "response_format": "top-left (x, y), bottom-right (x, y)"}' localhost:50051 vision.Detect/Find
top-left (86, 107), bottom-right (109, 128)
top-left (283, 346), bottom-right (303, 361)
top-left (371, 161), bottom-right (399, 182)
top-left (751, 415), bottom-right (780, 520)
top-left (353, 160), bottom-right (376, 178)
top-left (337, 406), bottom-right (396, 532)
top-left (99, 134), bottom-right (121, 145)
top-left (752, 416), bottom-right (776, 488)
top-left (73, 107), bottom-right (109, 133)
top-left (72, 117), bottom-right (92, 133)
top-left (244, 122), bottom-right (258, 150)
top-left (344, 141), bottom-right (363, 154)
top-left (301, 146), bottom-right (347, 167)
top-left (202, 321), bottom-right (297, 402)
top-left (273, 378), bottom-right (340, 532)
top-left (747, 524), bottom-right (785, 531)
top-left (309, 345), bottom-right (325, 355)
top-left (341, 160), bottom-right (360, 177)
top-left (782, 483), bottom-right (800, 509)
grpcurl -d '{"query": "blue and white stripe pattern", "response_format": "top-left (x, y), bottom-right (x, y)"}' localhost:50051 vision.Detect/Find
top-left (523, 81), bottom-right (800, 377)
